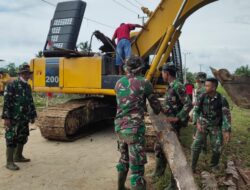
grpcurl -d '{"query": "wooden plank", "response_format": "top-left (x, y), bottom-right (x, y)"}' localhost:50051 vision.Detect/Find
top-left (147, 102), bottom-right (198, 190)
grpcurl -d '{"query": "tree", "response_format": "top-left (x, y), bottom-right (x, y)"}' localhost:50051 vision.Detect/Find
top-left (234, 65), bottom-right (250, 76)
top-left (6, 63), bottom-right (18, 77)
top-left (183, 68), bottom-right (195, 84)
top-left (77, 41), bottom-right (91, 54)
top-left (186, 71), bottom-right (195, 84)
top-left (36, 50), bottom-right (43, 58)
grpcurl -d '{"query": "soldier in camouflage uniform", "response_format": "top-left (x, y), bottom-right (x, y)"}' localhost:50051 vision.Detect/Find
top-left (191, 72), bottom-right (207, 140)
top-left (191, 78), bottom-right (231, 172)
top-left (152, 62), bottom-right (192, 190)
top-left (192, 72), bottom-right (207, 107)
top-left (2, 64), bottom-right (37, 171)
top-left (115, 55), bottom-right (161, 190)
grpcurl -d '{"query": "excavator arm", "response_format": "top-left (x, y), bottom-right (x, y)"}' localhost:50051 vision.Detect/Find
top-left (211, 68), bottom-right (250, 109)
top-left (131, 0), bottom-right (217, 81)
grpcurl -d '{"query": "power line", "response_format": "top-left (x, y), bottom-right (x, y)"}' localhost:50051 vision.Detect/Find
top-left (41, 0), bottom-right (56, 7)
top-left (84, 17), bottom-right (115, 29)
top-left (40, 0), bottom-right (115, 29)
top-left (125, 0), bottom-right (141, 9)
top-left (134, 0), bottom-right (144, 7)
top-left (112, 0), bottom-right (138, 15)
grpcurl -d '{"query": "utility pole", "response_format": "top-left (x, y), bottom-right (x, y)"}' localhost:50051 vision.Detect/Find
top-left (183, 52), bottom-right (191, 84)
top-left (138, 14), bottom-right (148, 25)
top-left (199, 64), bottom-right (203, 72)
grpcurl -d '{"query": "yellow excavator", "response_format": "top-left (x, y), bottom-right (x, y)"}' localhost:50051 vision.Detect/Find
top-left (0, 72), bottom-right (15, 95)
top-left (31, 0), bottom-right (249, 141)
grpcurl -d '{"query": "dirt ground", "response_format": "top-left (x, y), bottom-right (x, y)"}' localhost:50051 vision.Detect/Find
top-left (0, 124), bottom-right (156, 190)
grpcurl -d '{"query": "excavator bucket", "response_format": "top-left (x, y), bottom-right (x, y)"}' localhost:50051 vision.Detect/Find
top-left (211, 68), bottom-right (250, 109)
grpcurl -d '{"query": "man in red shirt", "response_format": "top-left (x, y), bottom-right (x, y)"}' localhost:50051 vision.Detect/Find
top-left (112, 23), bottom-right (144, 75)
top-left (185, 81), bottom-right (194, 102)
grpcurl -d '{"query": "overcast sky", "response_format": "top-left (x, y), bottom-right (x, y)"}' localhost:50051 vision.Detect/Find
top-left (0, 0), bottom-right (250, 74)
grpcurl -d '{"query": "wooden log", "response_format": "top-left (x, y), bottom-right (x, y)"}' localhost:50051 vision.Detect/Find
top-left (145, 115), bottom-right (157, 152)
top-left (236, 167), bottom-right (250, 186)
top-left (201, 171), bottom-right (218, 190)
top-left (147, 102), bottom-right (198, 190)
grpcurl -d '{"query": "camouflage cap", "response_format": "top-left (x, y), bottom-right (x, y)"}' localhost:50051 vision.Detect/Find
top-left (124, 55), bottom-right (144, 74)
top-left (18, 64), bottom-right (33, 74)
top-left (159, 61), bottom-right (178, 72)
top-left (196, 72), bottom-right (207, 82)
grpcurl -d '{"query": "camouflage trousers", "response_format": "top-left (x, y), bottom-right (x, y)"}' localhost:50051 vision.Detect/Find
top-left (191, 126), bottom-right (223, 167)
top-left (116, 127), bottom-right (147, 189)
top-left (5, 120), bottom-right (29, 147)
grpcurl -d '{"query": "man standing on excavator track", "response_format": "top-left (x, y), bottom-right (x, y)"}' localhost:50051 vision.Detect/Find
top-left (114, 55), bottom-right (161, 190)
top-left (112, 23), bottom-right (144, 75)
top-left (152, 62), bottom-right (192, 190)
top-left (2, 64), bottom-right (37, 171)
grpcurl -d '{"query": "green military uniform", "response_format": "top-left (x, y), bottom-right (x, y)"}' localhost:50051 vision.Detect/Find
top-left (154, 63), bottom-right (192, 190)
top-left (191, 92), bottom-right (231, 171)
top-left (192, 72), bottom-right (207, 124)
top-left (191, 72), bottom-right (207, 145)
top-left (115, 56), bottom-right (161, 190)
top-left (2, 64), bottom-right (37, 170)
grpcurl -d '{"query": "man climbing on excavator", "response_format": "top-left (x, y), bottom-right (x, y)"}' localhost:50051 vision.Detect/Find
top-left (112, 23), bottom-right (145, 75)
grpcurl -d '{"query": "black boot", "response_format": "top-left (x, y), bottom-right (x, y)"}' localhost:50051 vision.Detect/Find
top-left (131, 178), bottom-right (146, 190)
top-left (6, 147), bottom-right (19, 171)
top-left (191, 150), bottom-right (200, 172)
top-left (118, 171), bottom-right (129, 190)
top-left (155, 157), bottom-right (166, 177)
top-left (164, 174), bottom-right (177, 190)
top-left (14, 144), bottom-right (31, 162)
top-left (210, 152), bottom-right (220, 171)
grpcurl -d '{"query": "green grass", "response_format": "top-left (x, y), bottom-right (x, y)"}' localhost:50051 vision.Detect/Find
top-left (32, 93), bottom-right (85, 110)
top-left (156, 85), bottom-right (250, 189)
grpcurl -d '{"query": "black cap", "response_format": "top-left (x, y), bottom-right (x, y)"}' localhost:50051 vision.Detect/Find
top-left (124, 55), bottom-right (144, 74)
top-left (196, 72), bottom-right (207, 82)
top-left (18, 64), bottom-right (33, 74)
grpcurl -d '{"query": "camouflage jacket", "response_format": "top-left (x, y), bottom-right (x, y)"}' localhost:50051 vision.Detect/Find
top-left (114, 74), bottom-right (161, 132)
top-left (2, 78), bottom-right (37, 122)
top-left (193, 92), bottom-right (231, 131)
top-left (162, 79), bottom-right (192, 124)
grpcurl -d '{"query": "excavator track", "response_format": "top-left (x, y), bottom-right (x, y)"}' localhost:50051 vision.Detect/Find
top-left (37, 97), bottom-right (116, 141)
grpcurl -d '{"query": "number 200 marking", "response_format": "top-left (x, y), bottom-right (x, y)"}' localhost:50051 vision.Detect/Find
top-left (46, 76), bottom-right (59, 83)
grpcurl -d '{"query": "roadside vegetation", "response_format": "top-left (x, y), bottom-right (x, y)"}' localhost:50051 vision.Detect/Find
top-left (156, 85), bottom-right (250, 189)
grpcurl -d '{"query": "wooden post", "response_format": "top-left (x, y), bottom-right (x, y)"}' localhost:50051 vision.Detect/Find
top-left (147, 102), bottom-right (198, 190)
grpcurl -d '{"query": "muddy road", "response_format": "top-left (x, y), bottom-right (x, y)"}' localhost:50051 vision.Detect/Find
top-left (0, 123), bottom-right (155, 190)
